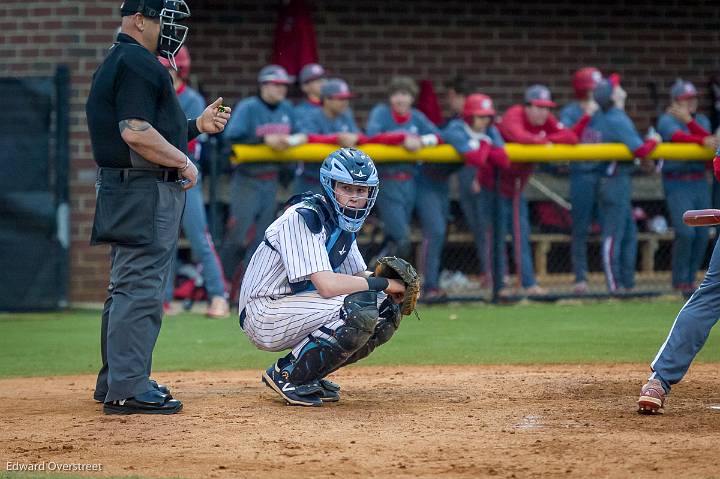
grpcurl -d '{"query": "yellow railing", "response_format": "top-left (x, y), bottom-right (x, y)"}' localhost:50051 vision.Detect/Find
top-left (231, 143), bottom-right (715, 164)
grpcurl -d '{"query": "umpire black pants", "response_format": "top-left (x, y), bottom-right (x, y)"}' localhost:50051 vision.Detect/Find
top-left (93, 172), bottom-right (185, 402)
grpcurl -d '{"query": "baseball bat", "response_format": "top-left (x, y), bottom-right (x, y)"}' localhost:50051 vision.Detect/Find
top-left (683, 209), bottom-right (720, 226)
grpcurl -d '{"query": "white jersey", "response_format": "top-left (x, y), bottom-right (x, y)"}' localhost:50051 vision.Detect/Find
top-left (238, 203), bottom-right (366, 313)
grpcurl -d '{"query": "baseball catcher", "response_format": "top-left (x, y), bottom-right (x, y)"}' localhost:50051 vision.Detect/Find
top-left (237, 148), bottom-right (420, 406)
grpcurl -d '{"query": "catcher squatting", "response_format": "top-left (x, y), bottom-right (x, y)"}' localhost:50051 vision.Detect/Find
top-left (238, 147), bottom-right (420, 406)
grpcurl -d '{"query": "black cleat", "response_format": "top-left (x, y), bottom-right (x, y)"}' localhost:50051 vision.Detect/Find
top-left (317, 378), bottom-right (341, 402)
top-left (262, 363), bottom-right (323, 407)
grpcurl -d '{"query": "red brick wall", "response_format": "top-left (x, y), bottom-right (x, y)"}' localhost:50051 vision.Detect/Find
top-left (2, 0), bottom-right (720, 302)
top-left (191, 0), bottom-right (720, 128)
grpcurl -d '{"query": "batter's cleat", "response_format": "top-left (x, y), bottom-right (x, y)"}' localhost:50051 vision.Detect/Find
top-left (638, 378), bottom-right (666, 414)
top-left (262, 363), bottom-right (323, 407)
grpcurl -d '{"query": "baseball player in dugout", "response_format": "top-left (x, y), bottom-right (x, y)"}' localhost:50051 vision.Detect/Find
top-left (220, 64), bottom-right (306, 299)
top-left (560, 67), bottom-right (603, 295)
top-left (365, 76), bottom-right (442, 263)
top-left (445, 77), bottom-right (493, 286)
top-left (85, 0), bottom-right (231, 414)
top-left (496, 85), bottom-right (584, 297)
top-left (294, 63), bottom-right (326, 119)
top-left (238, 148), bottom-right (420, 406)
top-left (158, 46), bottom-right (230, 318)
top-left (294, 78), bottom-right (364, 195)
top-left (656, 79), bottom-right (719, 295)
top-left (591, 76), bottom-right (661, 293)
top-left (443, 93), bottom-right (510, 290)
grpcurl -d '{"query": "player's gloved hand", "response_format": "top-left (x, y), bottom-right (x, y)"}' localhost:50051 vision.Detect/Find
top-left (375, 256), bottom-right (420, 316)
top-left (385, 278), bottom-right (406, 304)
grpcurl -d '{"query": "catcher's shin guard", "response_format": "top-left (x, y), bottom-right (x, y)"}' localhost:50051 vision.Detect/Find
top-left (341, 296), bottom-right (401, 367)
top-left (283, 291), bottom-right (379, 385)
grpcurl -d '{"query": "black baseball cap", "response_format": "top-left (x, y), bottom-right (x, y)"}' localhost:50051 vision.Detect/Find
top-left (120, 0), bottom-right (164, 18)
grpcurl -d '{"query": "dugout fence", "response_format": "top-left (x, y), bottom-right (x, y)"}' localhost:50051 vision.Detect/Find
top-left (207, 143), bottom-right (718, 303)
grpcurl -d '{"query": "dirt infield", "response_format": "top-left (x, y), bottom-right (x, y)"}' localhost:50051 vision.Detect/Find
top-left (1, 365), bottom-right (719, 478)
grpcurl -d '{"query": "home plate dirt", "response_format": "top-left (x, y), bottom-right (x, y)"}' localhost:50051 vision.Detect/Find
top-left (1, 364), bottom-right (719, 478)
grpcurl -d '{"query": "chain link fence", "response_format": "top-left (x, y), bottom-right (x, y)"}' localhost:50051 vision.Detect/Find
top-left (201, 164), bottom-right (717, 304)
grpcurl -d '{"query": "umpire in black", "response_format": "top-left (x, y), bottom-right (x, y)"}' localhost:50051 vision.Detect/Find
top-left (86, 0), bottom-right (231, 414)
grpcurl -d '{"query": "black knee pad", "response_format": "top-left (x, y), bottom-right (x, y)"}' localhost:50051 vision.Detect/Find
top-left (374, 319), bottom-right (396, 345)
top-left (378, 296), bottom-right (401, 329)
top-left (337, 298), bottom-right (400, 369)
top-left (284, 291), bottom-right (379, 385)
top-left (336, 291), bottom-right (379, 351)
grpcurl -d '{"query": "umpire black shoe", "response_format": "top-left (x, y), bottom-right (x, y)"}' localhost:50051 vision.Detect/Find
top-left (262, 363), bottom-right (323, 407)
top-left (149, 379), bottom-right (172, 398)
top-left (103, 389), bottom-right (183, 415)
top-left (94, 378), bottom-right (171, 402)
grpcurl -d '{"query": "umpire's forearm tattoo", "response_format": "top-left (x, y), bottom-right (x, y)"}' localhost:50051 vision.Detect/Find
top-left (118, 119), bottom-right (151, 133)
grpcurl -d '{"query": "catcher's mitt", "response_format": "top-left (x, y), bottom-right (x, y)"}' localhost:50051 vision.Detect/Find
top-left (375, 256), bottom-right (420, 316)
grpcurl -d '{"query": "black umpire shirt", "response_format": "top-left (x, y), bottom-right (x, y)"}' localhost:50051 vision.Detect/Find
top-left (86, 33), bottom-right (197, 168)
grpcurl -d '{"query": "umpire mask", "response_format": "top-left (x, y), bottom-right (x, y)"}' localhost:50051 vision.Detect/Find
top-left (158, 0), bottom-right (190, 70)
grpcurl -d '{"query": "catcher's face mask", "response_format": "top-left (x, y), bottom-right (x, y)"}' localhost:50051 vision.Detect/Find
top-left (157, 0), bottom-right (190, 70)
top-left (320, 148), bottom-right (379, 233)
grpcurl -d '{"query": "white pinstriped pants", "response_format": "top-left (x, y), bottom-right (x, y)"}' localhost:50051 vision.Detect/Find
top-left (242, 291), bottom-right (386, 352)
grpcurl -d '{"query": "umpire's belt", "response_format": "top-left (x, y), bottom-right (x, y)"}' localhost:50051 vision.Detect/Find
top-left (98, 167), bottom-right (180, 183)
top-left (239, 308), bottom-right (246, 330)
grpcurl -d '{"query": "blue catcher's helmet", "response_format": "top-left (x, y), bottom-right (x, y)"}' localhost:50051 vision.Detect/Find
top-left (319, 148), bottom-right (379, 232)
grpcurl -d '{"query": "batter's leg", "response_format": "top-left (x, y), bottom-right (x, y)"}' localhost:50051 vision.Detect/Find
top-left (640, 235), bottom-right (720, 413)
top-left (688, 181), bottom-right (712, 287)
